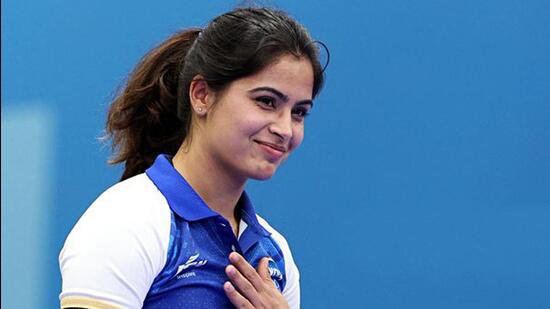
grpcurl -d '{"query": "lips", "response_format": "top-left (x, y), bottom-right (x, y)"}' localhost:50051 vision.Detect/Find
top-left (254, 140), bottom-right (287, 159)
top-left (256, 141), bottom-right (287, 152)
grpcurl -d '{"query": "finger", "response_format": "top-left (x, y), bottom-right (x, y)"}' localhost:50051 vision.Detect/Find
top-left (226, 264), bottom-right (259, 305)
top-left (228, 252), bottom-right (264, 289)
top-left (256, 257), bottom-right (272, 282)
top-left (224, 281), bottom-right (254, 309)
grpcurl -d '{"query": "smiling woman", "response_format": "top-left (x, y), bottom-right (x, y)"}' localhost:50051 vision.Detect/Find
top-left (180, 55), bottom-right (315, 183)
top-left (58, 6), bottom-right (327, 309)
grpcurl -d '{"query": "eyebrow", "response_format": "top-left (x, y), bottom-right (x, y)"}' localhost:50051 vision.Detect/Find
top-left (248, 86), bottom-right (314, 107)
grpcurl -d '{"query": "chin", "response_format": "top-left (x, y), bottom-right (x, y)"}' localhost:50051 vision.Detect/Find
top-left (248, 165), bottom-right (278, 180)
top-left (250, 174), bottom-right (275, 181)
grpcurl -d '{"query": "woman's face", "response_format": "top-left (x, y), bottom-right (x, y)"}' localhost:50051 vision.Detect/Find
top-left (203, 54), bottom-right (314, 181)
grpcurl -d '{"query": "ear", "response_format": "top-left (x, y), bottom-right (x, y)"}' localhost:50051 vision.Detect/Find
top-left (189, 75), bottom-right (213, 117)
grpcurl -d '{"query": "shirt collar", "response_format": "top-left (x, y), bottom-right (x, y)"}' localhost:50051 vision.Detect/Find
top-left (145, 154), bottom-right (270, 236)
top-left (238, 189), bottom-right (270, 237)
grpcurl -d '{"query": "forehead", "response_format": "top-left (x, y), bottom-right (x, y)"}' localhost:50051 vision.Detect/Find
top-left (229, 55), bottom-right (314, 100)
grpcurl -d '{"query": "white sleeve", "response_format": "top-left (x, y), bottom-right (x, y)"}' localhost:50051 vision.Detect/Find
top-left (59, 175), bottom-right (172, 309)
top-left (256, 216), bottom-right (301, 309)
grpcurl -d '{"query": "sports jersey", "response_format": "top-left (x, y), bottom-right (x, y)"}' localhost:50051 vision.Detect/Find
top-left (59, 154), bottom-right (300, 308)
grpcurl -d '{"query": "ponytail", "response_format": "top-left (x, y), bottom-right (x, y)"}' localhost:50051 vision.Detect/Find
top-left (105, 29), bottom-right (201, 181)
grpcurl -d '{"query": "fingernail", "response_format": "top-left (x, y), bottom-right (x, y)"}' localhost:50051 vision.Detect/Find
top-left (226, 265), bottom-right (236, 276)
top-left (224, 282), bottom-right (234, 292)
top-left (229, 253), bottom-right (239, 263)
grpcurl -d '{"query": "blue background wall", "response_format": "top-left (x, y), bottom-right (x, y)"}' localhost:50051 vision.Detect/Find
top-left (2, 0), bottom-right (549, 308)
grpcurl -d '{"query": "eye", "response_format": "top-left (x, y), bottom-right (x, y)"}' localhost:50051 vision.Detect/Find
top-left (255, 96), bottom-right (276, 109)
top-left (292, 106), bottom-right (311, 121)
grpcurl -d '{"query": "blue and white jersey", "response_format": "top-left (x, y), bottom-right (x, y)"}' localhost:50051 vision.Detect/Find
top-left (59, 155), bottom-right (300, 309)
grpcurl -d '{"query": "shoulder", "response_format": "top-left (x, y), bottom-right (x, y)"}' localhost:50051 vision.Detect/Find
top-left (63, 174), bottom-right (173, 244)
top-left (75, 174), bottom-right (171, 228)
top-left (59, 174), bottom-right (172, 308)
top-left (93, 173), bottom-right (167, 212)
top-left (255, 215), bottom-right (292, 255)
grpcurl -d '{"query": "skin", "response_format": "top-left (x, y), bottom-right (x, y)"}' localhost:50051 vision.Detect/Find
top-left (172, 54), bottom-right (314, 307)
top-left (225, 252), bottom-right (289, 309)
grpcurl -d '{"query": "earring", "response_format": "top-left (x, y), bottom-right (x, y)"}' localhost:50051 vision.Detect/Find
top-left (197, 107), bottom-right (203, 113)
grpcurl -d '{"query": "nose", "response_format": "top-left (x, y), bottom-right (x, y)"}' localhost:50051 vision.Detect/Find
top-left (268, 110), bottom-right (293, 143)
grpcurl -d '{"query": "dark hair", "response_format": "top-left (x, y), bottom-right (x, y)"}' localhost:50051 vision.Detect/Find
top-left (106, 7), bottom-right (326, 181)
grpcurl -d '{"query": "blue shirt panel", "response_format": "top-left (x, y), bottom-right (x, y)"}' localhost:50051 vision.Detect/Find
top-left (142, 155), bottom-right (286, 308)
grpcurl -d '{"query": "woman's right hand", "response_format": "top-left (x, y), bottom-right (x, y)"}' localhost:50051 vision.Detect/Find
top-left (224, 252), bottom-right (289, 309)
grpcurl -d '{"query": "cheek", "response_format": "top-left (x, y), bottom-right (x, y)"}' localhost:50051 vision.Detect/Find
top-left (213, 120), bottom-right (263, 158)
top-left (290, 126), bottom-right (305, 151)
top-left (212, 110), bottom-right (258, 142)
top-left (235, 109), bottom-right (273, 141)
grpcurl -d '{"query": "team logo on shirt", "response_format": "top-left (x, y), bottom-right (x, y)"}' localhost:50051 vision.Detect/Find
top-left (174, 253), bottom-right (208, 279)
top-left (267, 259), bottom-right (284, 291)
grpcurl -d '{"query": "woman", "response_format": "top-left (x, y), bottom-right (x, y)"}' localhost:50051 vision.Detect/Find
top-left (59, 7), bottom-right (326, 309)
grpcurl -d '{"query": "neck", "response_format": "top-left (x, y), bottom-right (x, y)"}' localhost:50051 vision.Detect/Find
top-left (172, 140), bottom-right (246, 228)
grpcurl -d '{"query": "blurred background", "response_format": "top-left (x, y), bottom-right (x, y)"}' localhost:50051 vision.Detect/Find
top-left (2, 0), bottom-right (549, 308)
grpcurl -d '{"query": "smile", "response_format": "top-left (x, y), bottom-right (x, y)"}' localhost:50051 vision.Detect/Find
top-left (254, 141), bottom-right (287, 159)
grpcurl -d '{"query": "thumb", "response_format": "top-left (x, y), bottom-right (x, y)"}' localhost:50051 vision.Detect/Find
top-left (256, 257), bottom-right (271, 281)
